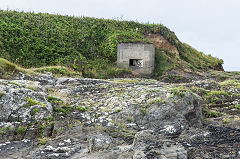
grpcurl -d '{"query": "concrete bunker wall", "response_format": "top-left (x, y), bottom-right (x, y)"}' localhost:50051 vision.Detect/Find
top-left (117, 43), bottom-right (155, 75)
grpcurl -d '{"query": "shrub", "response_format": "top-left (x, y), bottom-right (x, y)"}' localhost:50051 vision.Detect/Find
top-left (54, 104), bottom-right (73, 114)
top-left (203, 90), bottom-right (231, 104)
top-left (38, 138), bottom-right (48, 146)
top-left (15, 126), bottom-right (27, 134)
top-left (203, 109), bottom-right (221, 118)
top-left (222, 118), bottom-right (231, 124)
top-left (47, 96), bottom-right (62, 104)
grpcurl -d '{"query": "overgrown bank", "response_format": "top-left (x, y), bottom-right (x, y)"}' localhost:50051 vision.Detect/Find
top-left (0, 10), bottom-right (223, 78)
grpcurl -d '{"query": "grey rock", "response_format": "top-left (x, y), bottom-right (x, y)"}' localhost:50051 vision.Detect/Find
top-left (132, 130), bottom-right (187, 159)
top-left (0, 73), bottom-right (239, 159)
top-left (133, 150), bottom-right (146, 159)
top-left (88, 134), bottom-right (113, 152)
top-left (16, 72), bottom-right (57, 85)
top-left (0, 79), bottom-right (53, 142)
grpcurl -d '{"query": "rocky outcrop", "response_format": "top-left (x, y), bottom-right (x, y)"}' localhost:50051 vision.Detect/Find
top-left (132, 130), bottom-right (187, 159)
top-left (0, 72), bottom-right (239, 158)
top-left (0, 78), bottom-right (53, 142)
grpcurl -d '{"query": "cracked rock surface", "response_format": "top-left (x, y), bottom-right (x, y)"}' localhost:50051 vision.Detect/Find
top-left (0, 73), bottom-right (239, 158)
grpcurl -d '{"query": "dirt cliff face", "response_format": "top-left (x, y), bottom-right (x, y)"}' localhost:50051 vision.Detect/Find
top-left (0, 72), bottom-right (239, 159)
top-left (146, 33), bottom-right (179, 56)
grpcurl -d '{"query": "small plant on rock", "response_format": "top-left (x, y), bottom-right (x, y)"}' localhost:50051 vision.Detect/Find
top-left (15, 126), bottom-right (27, 134)
top-left (24, 97), bottom-right (47, 108)
top-left (47, 96), bottom-right (62, 104)
top-left (0, 128), bottom-right (7, 135)
top-left (140, 107), bottom-right (147, 116)
top-left (76, 106), bottom-right (89, 112)
top-left (0, 92), bottom-right (5, 99)
top-left (203, 109), bottom-right (221, 118)
top-left (9, 81), bottom-right (21, 87)
top-left (234, 104), bottom-right (240, 109)
top-left (170, 86), bottom-right (192, 98)
top-left (38, 138), bottom-right (48, 146)
top-left (222, 118), bottom-right (231, 124)
top-left (31, 108), bottom-right (40, 115)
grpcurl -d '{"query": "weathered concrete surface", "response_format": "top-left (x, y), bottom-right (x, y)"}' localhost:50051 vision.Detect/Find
top-left (117, 43), bottom-right (155, 75)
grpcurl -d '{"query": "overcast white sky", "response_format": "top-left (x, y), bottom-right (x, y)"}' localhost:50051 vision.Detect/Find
top-left (0, 0), bottom-right (239, 71)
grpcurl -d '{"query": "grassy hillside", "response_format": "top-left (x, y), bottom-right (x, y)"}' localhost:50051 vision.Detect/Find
top-left (0, 10), bottom-right (223, 78)
top-left (0, 57), bottom-right (81, 79)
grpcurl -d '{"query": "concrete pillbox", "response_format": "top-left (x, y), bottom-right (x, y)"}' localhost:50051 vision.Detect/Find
top-left (117, 43), bottom-right (155, 75)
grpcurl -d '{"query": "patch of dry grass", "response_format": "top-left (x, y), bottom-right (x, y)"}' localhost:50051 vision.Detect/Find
top-left (0, 58), bottom-right (81, 79)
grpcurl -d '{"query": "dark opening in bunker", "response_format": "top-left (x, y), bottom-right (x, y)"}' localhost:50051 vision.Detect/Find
top-left (129, 59), bottom-right (143, 68)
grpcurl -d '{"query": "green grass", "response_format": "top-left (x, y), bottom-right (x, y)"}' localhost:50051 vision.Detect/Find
top-left (53, 105), bottom-right (73, 113)
top-left (0, 10), bottom-right (223, 79)
top-left (203, 90), bottom-right (231, 104)
top-left (210, 71), bottom-right (240, 81)
top-left (153, 49), bottom-right (179, 78)
top-left (116, 109), bottom-right (121, 113)
top-left (206, 90), bottom-right (230, 97)
top-left (56, 127), bottom-right (64, 133)
top-left (113, 79), bottom-right (140, 84)
top-left (0, 128), bottom-right (7, 135)
top-left (146, 97), bottom-right (167, 106)
top-left (53, 107), bottom-right (69, 113)
top-left (222, 118), bottom-right (231, 124)
top-left (46, 96), bottom-right (62, 104)
top-left (170, 86), bottom-right (192, 98)
top-left (31, 107), bottom-right (40, 115)
top-left (203, 109), bottom-right (221, 118)
top-left (0, 58), bottom-right (32, 79)
top-left (0, 92), bottom-right (5, 99)
top-left (178, 43), bottom-right (223, 71)
top-left (140, 107), bottom-right (147, 116)
top-left (0, 58), bottom-right (81, 79)
top-left (15, 126), bottom-right (27, 134)
top-left (24, 97), bottom-right (47, 108)
top-left (9, 81), bottom-right (21, 87)
top-left (232, 104), bottom-right (240, 109)
top-left (30, 66), bottom-right (81, 77)
top-left (126, 117), bottom-right (133, 123)
top-left (219, 79), bottom-right (240, 86)
top-left (76, 106), bottom-right (89, 112)
top-left (38, 138), bottom-right (48, 146)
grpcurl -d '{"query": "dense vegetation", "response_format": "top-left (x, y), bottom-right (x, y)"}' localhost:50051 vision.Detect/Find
top-left (0, 10), bottom-right (223, 78)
